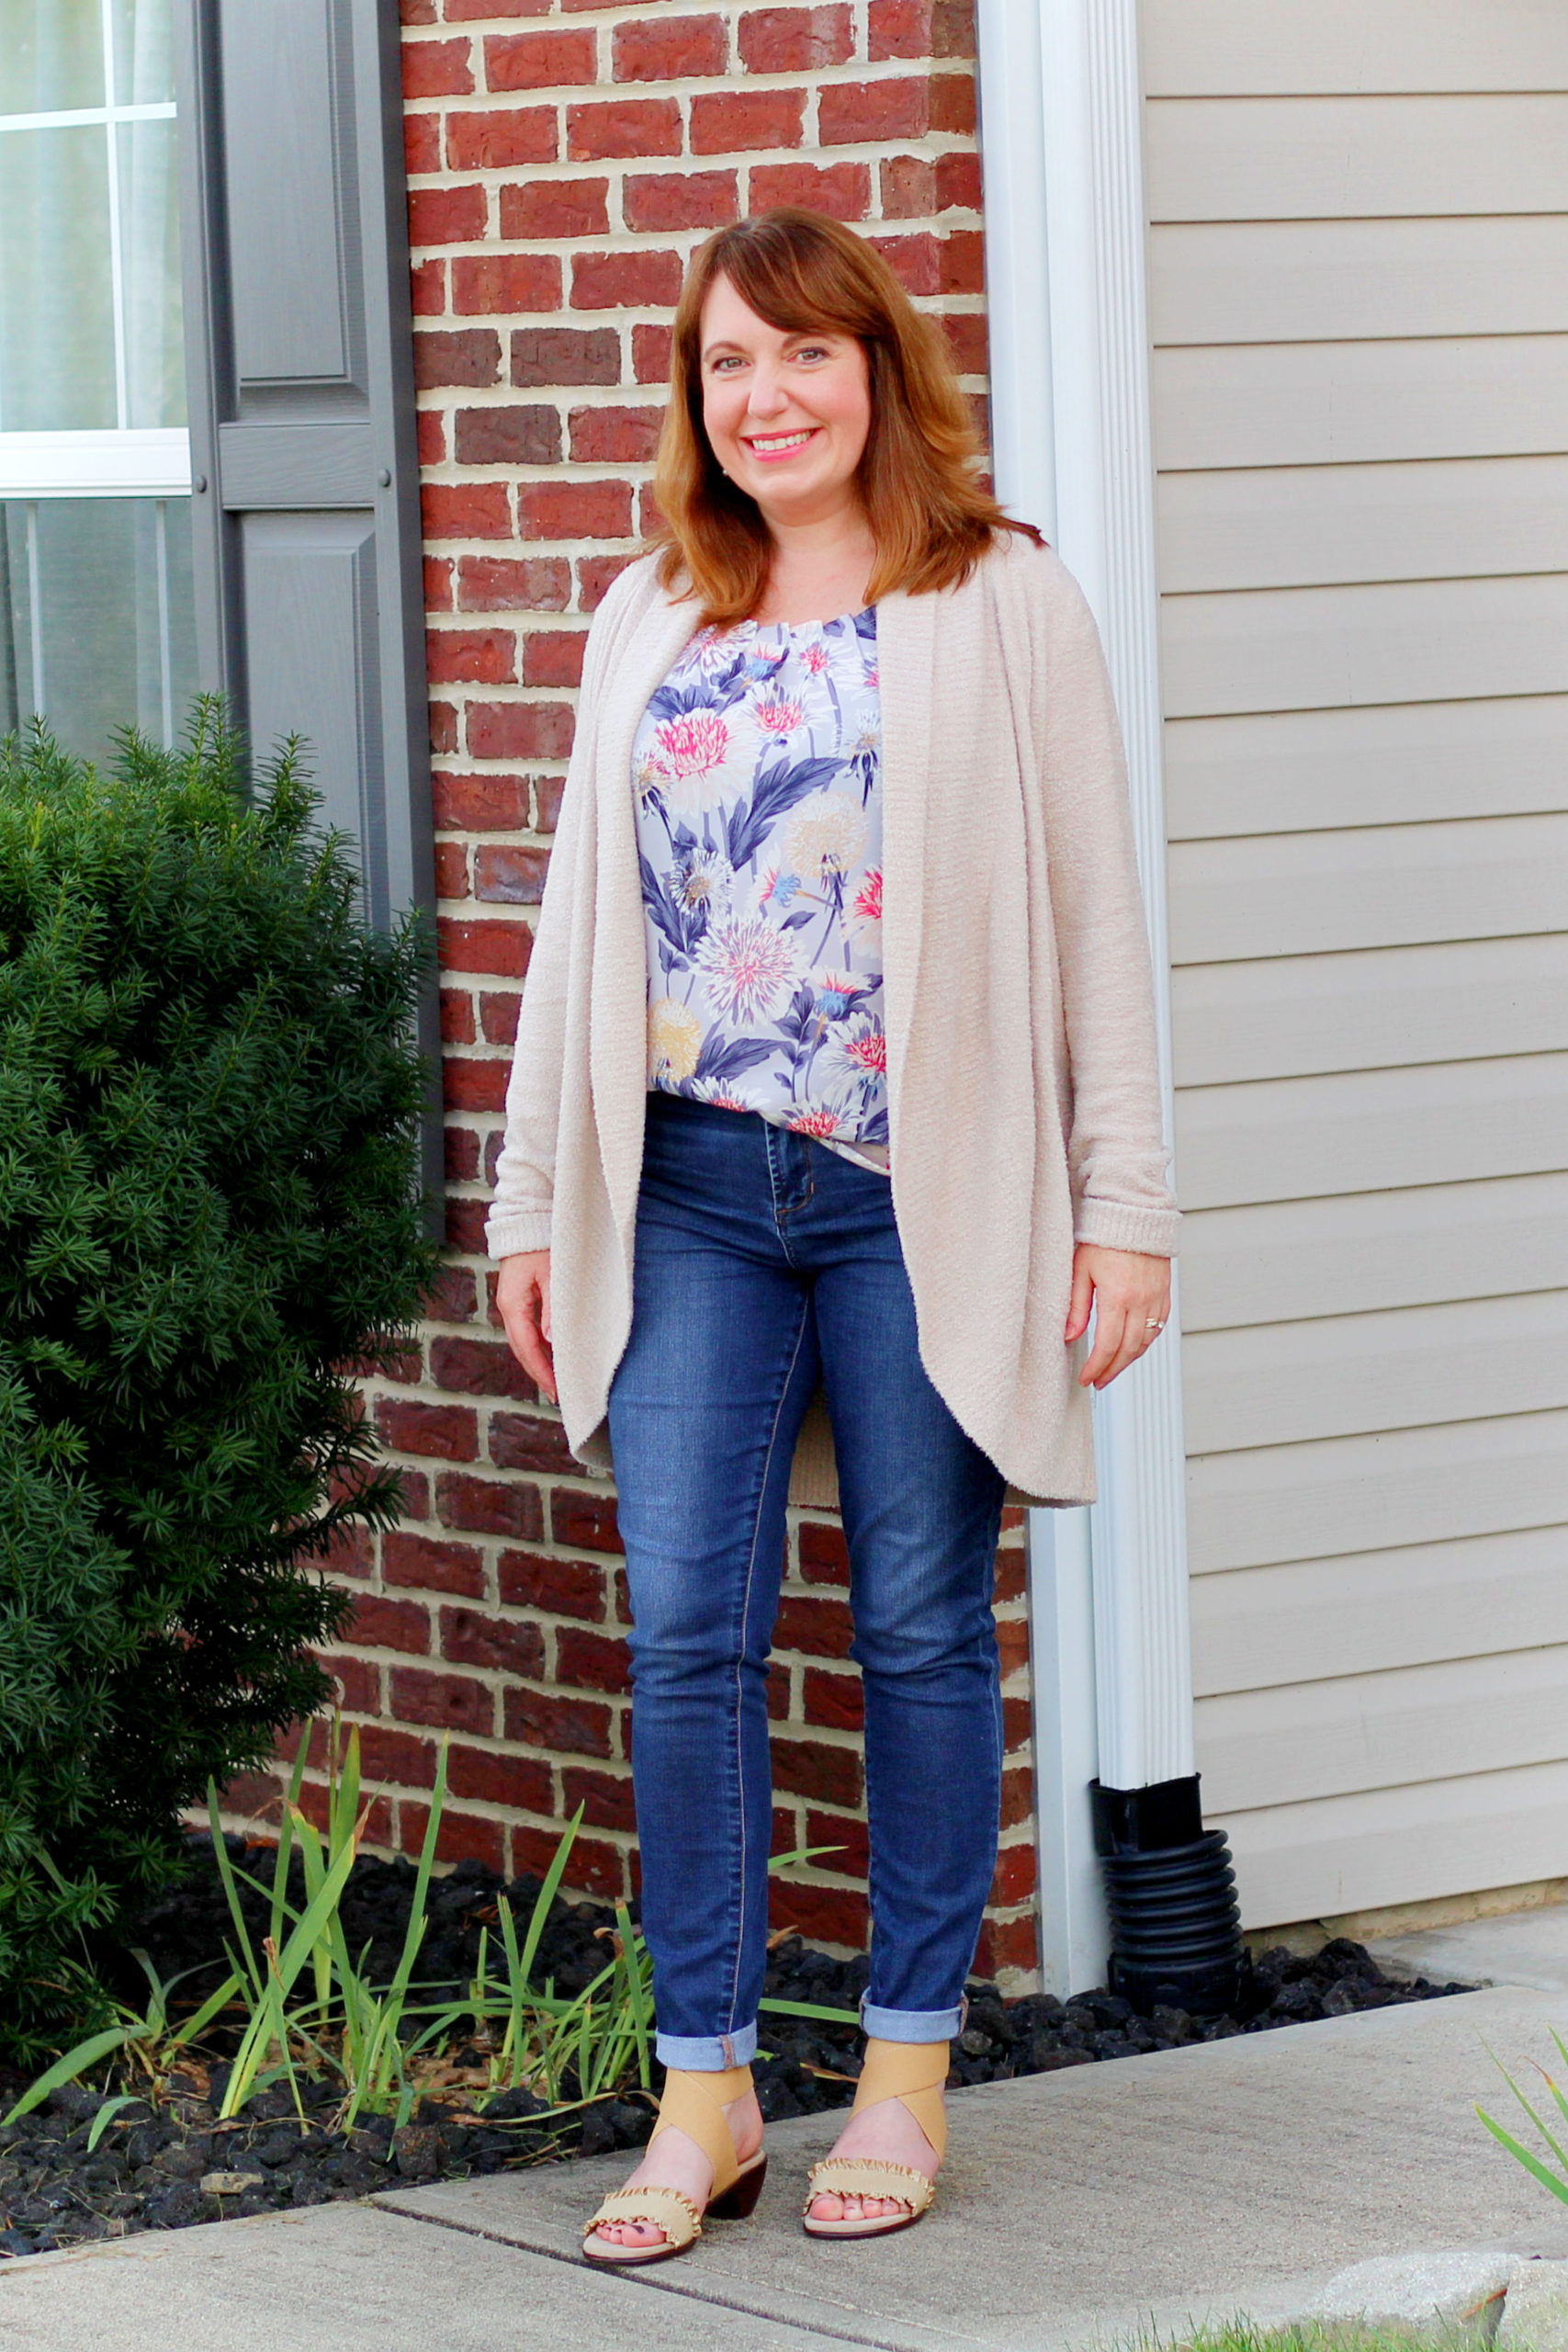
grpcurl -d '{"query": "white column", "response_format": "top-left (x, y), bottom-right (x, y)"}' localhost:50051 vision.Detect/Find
top-left (976, 0), bottom-right (1194, 1987)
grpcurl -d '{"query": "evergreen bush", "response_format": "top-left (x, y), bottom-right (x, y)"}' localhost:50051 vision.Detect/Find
top-left (0, 710), bottom-right (437, 2061)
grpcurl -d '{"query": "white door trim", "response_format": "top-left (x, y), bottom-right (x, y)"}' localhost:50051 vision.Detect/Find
top-left (976, 0), bottom-right (1193, 1990)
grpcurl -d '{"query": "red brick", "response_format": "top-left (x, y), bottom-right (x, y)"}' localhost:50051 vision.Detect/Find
top-left (447, 107), bottom-right (558, 170)
top-left (749, 160), bottom-right (869, 221)
top-left (513, 326), bottom-right (620, 388)
top-left (994, 1546), bottom-right (1025, 1604)
top-left (942, 310), bottom-right (988, 374)
top-left (319, 1523), bottom-right (375, 1580)
top-left (941, 229), bottom-right (985, 293)
top-left (356, 1724), bottom-right (438, 1785)
top-left (440, 987), bottom-right (476, 1046)
top-left (408, 184), bottom-right (487, 245)
top-left (767, 1667), bottom-right (791, 1721)
top-left (878, 153), bottom-right (934, 220)
top-left (417, 417), bottom-right (446, 476)
top-left (376, 1398), bottom-right (479, 1462)
top-left (931, 72), bottom-right (976, 133)
top-left (805, 1805), bottom-right (869, 1875)
top-left (475, 844), bottom-right (549, 903)
top-left (466, 701), bottom-right (575, 762)
top-left (402, 1), bottom-right (436, 35)
top-left (454, 254), bottom-right (561, 316)
top-left (383, 1531), bottom-right (486, 1599)
top-left (550, 1488), bottom-right (623, 1555)
top-left (458, 553), bottom-right (571, 612)
top-left (443, 1057), bottom-right (509, 1113)
top-left (454, 405), bottom-right (560, 466)
top-left (414, 329), bottom-right (502, 390)
top-left (404, 112), bottom-right (441, 175)
top-left (613, 14), bottom-right (728, 81)
top-left (637, 481), bottom-right (665, 539)
top-left (870, 0), bottom-right (974, 57)
top-left (802, 1666), bottom-right (863, 1730)
top-left (522, 628), bottom-right (588, 686)
top-left (624, 170), bottom-right (739, 233)
top-left (1002, 1694), bottom-right (1031, 1749)
top-left (437, 919), bottom-right (532, 980)
top-left (577, 553), bottom-right (637, 608)
top-left (519, 480), bottom-right (632, 540)
top-left (434, 778), bottom-right (523, 838)
top-left (997, 1617), bottom-right (1030, 1678)
top-left (389, 1664), bottom-right (494, 1736)
top-left (422, 481), bottom-right (511, 541)
top-left (432, 1332), bottom-right (539, 1396)
top-left (485, 27), bottom-right (596, 89)
top-left (446, 1744), bottom-right (553, 1810)
top-left (412, 259), bottom-right (445, 319)
top-left (570, 249), bottom-right (683, 313)
top-left (430, 702), bottom-right (458, 756)
top-left (439, 1605), bottom-right (547, 1677)
top-left (317, 1652), bottom-right (379, 1713)
top-left (504, 1685), bottom-right (614, 1758)
top-left (568, 405), bottom-right (663, 465)
top-left (632, 323), bottom-right (673, 386)
top-left (568, 98), bottom-right (682, 163)
top-left (298, 1782), bottom-right (395, 1847)
top-left (973, 1911), bottom-right (1038, 1978)
top-left (401, 1804), bottom-right (508, 1876)
top-left (937, 148), bottom-right (983, 211)
top-left (561, 1765), bottom-right (637, 1830)
top-left (768, 1879), bottom-right (869, 1950)
top-left (557, 1626), bottom-right (632, 1696)
top-left (446, 1125), bottom-right (480, 1184)
top-left (426, 1264), bottom-right (479, 1323)
top-left (774, 1594), bottom-right (853, 1658)
top-left (479, 990), bottom-right (523, 1046)
top-left (870, 231), bottom-right (940, 296)
top-left (436, 1468), bottom-right (545, 1540)
top-left (818, 77), bottom-right (929, 142)
top-left (221, 1770), bottom-right (284, 1826)
top-left (434, 839), bottom-right (468, 899)
top-left (513, 1823), bottom-right (626, 1896)
top-left (796, 1519), bottom-right (850, 1586)
top-left (691, 87), bottom-right (805, 154)
top-left (499, 1546), bottom-right (605, 1620)
top-left (739, 6), bottom-right (853, 72)
top-left (999, 1765), bottom-right (1034, 1830)
top-left (535, 775), bottom-right (567, 830)
top-left (499, 177), bottom-right (610, 240)
top-left (403, 37), bottom-right (472, 97)
top-left (427, 628), bottom-right (517, 687)
top-left (772, 1737), bottom-right (863, 1807)
top-left (446, 1198), bottom-right (491, 1253)
top-left (448, 0), bottom-right (553, 17)
top-left (989, 1840), bottom-right (1037, 1905)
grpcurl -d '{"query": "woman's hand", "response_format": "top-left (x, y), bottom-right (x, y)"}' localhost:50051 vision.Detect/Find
top-left (497, 1250), bottom-right (558, 1404)
top-left (1066, 1244), bottom-right (1171, 1389)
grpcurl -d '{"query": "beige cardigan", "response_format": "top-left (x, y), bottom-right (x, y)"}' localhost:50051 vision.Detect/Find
top-left (486, 532), bottom-right (1179, 1508)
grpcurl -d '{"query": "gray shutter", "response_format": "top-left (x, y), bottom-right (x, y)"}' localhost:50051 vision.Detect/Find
top-left (175, 0), bottom-right (439, 1194)
top-left (174, 0), bottom-right (432, 938)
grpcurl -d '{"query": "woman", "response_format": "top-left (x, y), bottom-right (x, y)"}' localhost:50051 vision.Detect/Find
top-left (488, 209), bottom-right (1179, 2263)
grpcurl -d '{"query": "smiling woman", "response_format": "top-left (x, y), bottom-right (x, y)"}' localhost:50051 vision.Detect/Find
top-left (484, 208), bottom-right (1179, 2268)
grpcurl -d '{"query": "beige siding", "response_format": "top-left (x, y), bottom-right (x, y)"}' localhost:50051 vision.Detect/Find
top-left (1144, 2), bottom-right (1568, 1927)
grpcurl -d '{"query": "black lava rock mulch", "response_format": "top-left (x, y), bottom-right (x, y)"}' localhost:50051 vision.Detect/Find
top-left (0, 1836), bottom-right (1474, 2260)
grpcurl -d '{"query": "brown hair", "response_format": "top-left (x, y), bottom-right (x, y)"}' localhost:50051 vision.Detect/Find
top-left (653, 208), bottom-right (1040, 623)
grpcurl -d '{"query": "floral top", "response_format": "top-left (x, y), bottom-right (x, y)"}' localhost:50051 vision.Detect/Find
top-left (632, 606), bottom-right (888, 1167)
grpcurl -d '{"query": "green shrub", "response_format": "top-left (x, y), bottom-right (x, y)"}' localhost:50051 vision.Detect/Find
top-left (0, 710), bottom-right (437, 2062)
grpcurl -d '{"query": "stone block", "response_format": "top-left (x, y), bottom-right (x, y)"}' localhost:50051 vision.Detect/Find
top-left (1499, 2257), bottom-right (1568, 2350)
top-left (1302, 2248), bottom-right (1520, 2342)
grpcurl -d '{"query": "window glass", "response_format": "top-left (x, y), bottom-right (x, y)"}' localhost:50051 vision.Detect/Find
top-left (0, 498), bottom-right (197, 762)
top-left (120, 113), bottom-right (185, 427)
top-left (0, 0), bottom-right (104, 113)
top-left (112, 0), bottom-right (175, 107)
top-left (0, 126), bottom-right (117, 429)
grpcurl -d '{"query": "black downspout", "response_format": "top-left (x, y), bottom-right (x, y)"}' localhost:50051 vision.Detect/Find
top-left (1090, 1773), bottom-right (1246, 2018)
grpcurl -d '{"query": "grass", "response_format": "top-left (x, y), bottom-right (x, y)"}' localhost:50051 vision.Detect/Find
top-left (1122, 2326), bottom-right (1501, 2352)
top-left (6, 1721), bottom-right (859, 2135)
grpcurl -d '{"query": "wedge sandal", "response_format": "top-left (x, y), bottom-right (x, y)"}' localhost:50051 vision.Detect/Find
top-left (582, 2063), bottom-right (766, 2267)
top-left (802, 2037), bottom-right (948, 2240)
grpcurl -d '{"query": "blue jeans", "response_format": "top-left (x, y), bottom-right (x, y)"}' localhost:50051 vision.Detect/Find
top-left (608, 1092), bottom-right (1008, 2070)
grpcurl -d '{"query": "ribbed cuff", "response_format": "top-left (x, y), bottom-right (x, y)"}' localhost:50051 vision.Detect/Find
top-left (1073, 1198), bottom-right (1180, 1258)
top-left (485, 1205), bottom-right (553, 1260)
top-left (654, 2023), bottom-right (759, 2069)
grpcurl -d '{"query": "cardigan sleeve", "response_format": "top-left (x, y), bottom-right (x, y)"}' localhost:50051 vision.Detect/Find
top-left (483, 567), bottom-right (637, 1261)
top-left (1032, 549), bottom-right (1181, 1260)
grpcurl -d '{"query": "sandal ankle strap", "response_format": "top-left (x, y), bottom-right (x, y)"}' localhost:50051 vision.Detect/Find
top-left (851, 2038), bottom-right (950, 2163)
top-left (649, 2064), bottom-right (753, 2199)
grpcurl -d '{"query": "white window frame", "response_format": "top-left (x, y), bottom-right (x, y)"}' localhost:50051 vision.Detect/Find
top-left (976, 0), bottom-right (1193, 1993)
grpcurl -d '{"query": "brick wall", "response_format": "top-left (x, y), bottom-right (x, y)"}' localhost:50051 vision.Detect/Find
top-left (232, 0), bottom-right (1042, 1989)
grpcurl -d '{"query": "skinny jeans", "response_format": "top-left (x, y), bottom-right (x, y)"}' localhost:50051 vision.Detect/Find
top-left (607, 1091), bottom-right (1007, 2069)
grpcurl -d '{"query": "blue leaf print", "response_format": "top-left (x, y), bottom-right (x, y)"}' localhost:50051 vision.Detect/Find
top-left (726, 755), bottom-right (841, 871)
top-left (694, 1032), bottom-right (774, 1085)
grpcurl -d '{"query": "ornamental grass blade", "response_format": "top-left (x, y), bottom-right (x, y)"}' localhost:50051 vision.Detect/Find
top-left (207, 1782), bottom-right (264, 2001)
top-left (387, 1741), bottom-right (447, 2009)
top-left (1485, 2041), bottom-right (1568, 2177)
top-left (1477, 2104), bottom-right (1568, 2206)
top-left (4, 2025), bottom-right (137, 2126)
top-left (759, 1996), bottom-right (861, 2023)
top-left (517, 1806), bottom-right (583, 1995)
top-left (85, 2094), bottom-right (143, 2153)
top-left (169, 1968), bottom-right (245, 2052)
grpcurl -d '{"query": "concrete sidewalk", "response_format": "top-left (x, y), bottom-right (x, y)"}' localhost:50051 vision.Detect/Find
top-left (7, 1983), bottom-right (1568, 2351)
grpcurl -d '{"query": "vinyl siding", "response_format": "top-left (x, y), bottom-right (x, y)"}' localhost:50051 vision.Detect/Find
top-left (1143, 0), bottom-right (1568, 1926)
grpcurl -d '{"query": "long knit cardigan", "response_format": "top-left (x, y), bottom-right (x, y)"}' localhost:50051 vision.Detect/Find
top-left (485, 529), bottom-right (1179, 1509)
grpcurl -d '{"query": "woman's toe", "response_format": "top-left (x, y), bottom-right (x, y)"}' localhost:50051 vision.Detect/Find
top-left (810, 2192), bottom-right (845, 2221)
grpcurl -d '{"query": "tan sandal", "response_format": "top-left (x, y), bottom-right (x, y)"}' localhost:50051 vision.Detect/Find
top-left (803, 2037), bottom-right (948, 2239)
top-left (582, 2064), bottom-right (766, 2267)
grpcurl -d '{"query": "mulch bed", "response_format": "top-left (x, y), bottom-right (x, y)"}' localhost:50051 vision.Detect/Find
top-left (0, 1837), bottom-right (1474, 2259)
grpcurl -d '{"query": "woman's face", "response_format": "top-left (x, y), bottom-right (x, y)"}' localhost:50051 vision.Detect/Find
top-left (697, 274), bottom-right (872, 528)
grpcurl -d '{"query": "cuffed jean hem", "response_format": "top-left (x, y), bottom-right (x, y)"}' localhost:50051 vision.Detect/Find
top-left (860, 2002), bottom-right (964, 2043)
top-left (655, 2023), bottom-right (759, 2070)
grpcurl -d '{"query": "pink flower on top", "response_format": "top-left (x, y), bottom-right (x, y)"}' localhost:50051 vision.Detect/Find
top-left (800, 641), bottom-right (829, 675)
top-left (654, 708), bottom-right (729, 778)
top-left (853, 868), bottom-right (882, 925)
top-left (787, 1107), bottom-right (841, 1139)
top-left (754, 697), bottom-right (805, 734)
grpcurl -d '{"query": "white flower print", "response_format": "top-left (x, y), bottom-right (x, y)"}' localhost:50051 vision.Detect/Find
top-left (753, 696), bottom-right (805, 735)
top-left (672, 840), bottom-right (734, 921)
top-left (648, 997), bottom-right (703, 1081)
top-left (782, 792), bottom-right (867, 882)
top-left (695, 913), bottom-right (804, 1024)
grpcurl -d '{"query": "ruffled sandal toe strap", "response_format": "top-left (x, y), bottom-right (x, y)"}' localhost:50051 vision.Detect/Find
top-left (583, 2184), bottom-right (705, 2261)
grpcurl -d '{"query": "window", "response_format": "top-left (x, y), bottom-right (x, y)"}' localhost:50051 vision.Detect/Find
top-left (0, 0), bottom-right (196, 758)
